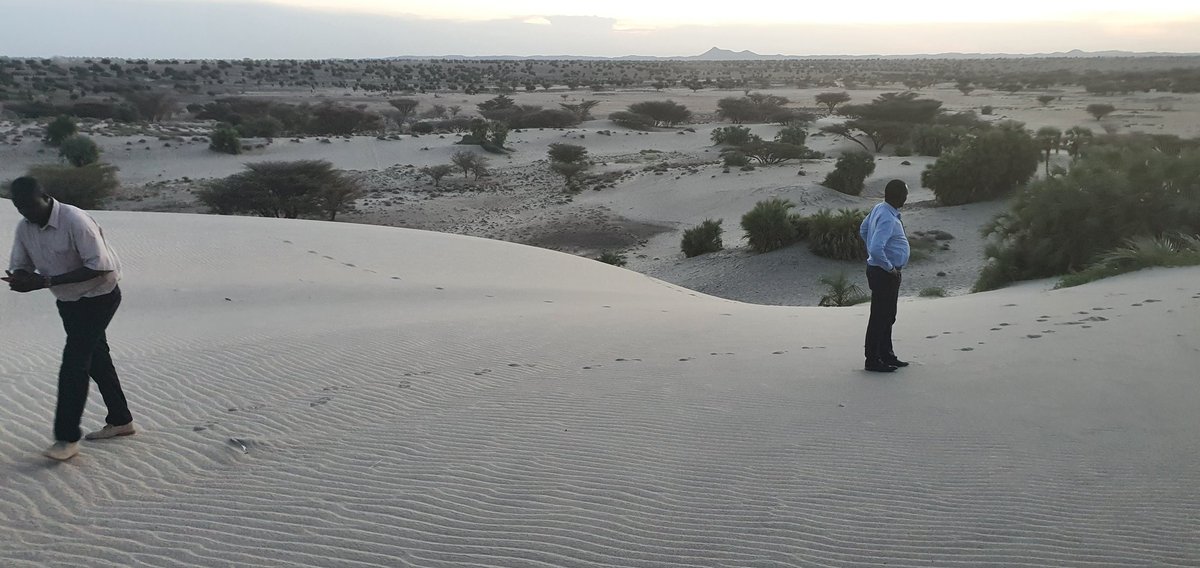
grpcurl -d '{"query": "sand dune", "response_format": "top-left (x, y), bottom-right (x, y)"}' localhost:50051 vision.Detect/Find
top-left (1, 208), bottom-right (1198, 567)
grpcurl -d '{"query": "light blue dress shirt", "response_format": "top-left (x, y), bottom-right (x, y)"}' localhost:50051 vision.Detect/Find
top-left (859, 202), bottom-right (909, 271)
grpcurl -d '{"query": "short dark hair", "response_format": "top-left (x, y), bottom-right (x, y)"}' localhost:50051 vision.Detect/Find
top-left (884, 179), bottom-right (908, 201)
top-left (10, 176), bottom-right (42, 198)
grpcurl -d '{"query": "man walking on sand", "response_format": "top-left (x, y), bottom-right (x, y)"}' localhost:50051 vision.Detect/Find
top-left (4, 177), bottom-right (135, 461)
top-left (860, 179), bottom-right (911, 373)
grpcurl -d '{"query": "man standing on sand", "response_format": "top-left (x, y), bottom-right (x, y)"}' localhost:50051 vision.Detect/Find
top-left (4, 177), bottom-right (135, 461)
top-left (859, 179), bottom-right (911, 373)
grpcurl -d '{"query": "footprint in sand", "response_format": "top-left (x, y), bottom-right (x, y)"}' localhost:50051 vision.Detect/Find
top-left (990, 327), bottom-right (1002, 331)
top-left (282, 240), bottom-right (292, 244)
top-left (322, 255), bottom-right (334, 260)
top-left (679, 358), bottom-right (692, 362)
top-left (342, 263), bottom-right (356, 268)
top-left (308, 250), bottom-right (318, 254)
top-left (1027, 334), bottom-right (1043, 339)
top-left (310, 396), bottom-right (332, 408)
top-left (772, 351), bottom-right (786, 355)
top-left (473, 369), bottom-right (492, 376)
top-left (396, 381), bottom-right (412, 389)
top-left (959, 347), bottom-right (975, 351)
top-left (926, 335), bottom-right (938, 339)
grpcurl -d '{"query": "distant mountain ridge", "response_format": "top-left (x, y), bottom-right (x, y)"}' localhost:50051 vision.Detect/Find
top-left (390, 47), bottom-right (1200, 61)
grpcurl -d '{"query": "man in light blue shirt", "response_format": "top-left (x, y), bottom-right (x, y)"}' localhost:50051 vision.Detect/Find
top-left (859, 179), bottom-right (911, 372)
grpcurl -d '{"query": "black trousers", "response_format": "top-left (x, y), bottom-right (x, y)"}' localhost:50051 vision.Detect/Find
top-left (864, 266), bottom-right (901, 363)
top-left (54, 286), bottom-right (133, 442)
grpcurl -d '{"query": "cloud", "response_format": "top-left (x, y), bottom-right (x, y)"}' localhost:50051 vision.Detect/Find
top-left (0, 0), bottom-right (1195, 58)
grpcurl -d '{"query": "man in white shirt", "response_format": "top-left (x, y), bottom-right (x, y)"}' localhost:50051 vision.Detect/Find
top-left (4, 177), bottom-right (136, 461)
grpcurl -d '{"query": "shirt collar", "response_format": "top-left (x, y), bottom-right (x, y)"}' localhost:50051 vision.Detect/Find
top-left (882, 202), bottom-right (901, 218)
top-left (43, 199), bottom-right (62, 230)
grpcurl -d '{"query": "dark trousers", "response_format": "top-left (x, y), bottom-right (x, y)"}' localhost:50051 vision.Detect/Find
top-left (54, 286), bottom-right (132, 442)
top-left (864, 266), bottom-right (901, 363)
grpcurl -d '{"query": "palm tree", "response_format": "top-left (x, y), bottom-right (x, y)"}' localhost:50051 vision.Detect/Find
top-left (818, 272), bottom-right (870, 307)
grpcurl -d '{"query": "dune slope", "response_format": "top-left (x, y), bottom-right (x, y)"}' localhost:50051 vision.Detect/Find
top-left (1, 209), bottom-right (1198, 567)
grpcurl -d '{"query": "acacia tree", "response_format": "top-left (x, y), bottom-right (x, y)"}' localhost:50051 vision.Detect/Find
top-left (626, 100), bottom-right (691, 127)
top-left (547, 143), bottom-right (589, 190)
top-left (198, 160), bottom-right (362, 220)
top-left (1086, 103), bottom-right (1116, 120)
top-left (420, 164), bottom-right (454, 187)
top-left (815, 92), bottom-right (851, 115)
top-left (389, 98), bottom-right (419, 123)
top-left (451, 150), bottom-right (480, 178)
top-left (833, 92), bottom-right (943, 153)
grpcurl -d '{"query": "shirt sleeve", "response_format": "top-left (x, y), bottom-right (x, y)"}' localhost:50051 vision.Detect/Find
top-left (866, 215), bottom-right (895, 271)
top-left (69, 214), bottom-right (118, 272)
top-left (8, 229), bottom-right (35, 273)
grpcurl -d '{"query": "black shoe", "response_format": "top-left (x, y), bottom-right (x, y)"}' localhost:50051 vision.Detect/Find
top-left (882, 358), bottom-right (909, 368)
top-left (865, 361), bottom-right (897, 373)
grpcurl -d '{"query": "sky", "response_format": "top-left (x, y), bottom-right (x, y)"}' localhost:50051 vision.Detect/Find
top-left (1, 0), bottom-right (1198, 58)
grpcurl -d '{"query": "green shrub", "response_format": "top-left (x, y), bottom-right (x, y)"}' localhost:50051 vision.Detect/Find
top-left (919, 287), bottom-right (947, 298)
top-left (974, 141), bottom-right (1200, 291)
top-left (894, 145), bottom-right (912, 157)
top-left (981, 105), bottom-right (994, 115)
top-left (597, 251), bottom-right (627, 266)
top-left (722, 151), bottom-right (750, 167)
top-left (741, 197), bottom-right (800, 253)
top-left (411, 121), bottom-right (435, 134)
top-left (236, 116), bottom-right (284, 138)
top-left (209, 123), bottom-right (242, 154)
top-left (27, 163), bottom-right (118, 210)
top-left (817, 272), bottom-right (870, 306)
top-left (774, 125), bottom-right (808, 146)
top-left (1056, 234), bottom-right (1200, 288)
top-left (548, 143), bottom-right (588, 164)
top-left (808, 208), bottom-right (868, 261)
top-left (681, 219), bottom-right (724, 257)
top-left (45, 115), bottom-right (77, 147)
top-left (711, 125), bottom-right (758, 146)
top-left (922, 122), bottom-right (1039, 205)
top-left (911, 124), bottom-right (967, 157)
top-left (822, 152), bottom-right (876, 195)
top-left (58, 135), bottom-right (101, 167)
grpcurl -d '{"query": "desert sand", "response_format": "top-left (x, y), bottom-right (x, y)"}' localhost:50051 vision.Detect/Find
top-left (1, 207), bottom-right (1197, 566)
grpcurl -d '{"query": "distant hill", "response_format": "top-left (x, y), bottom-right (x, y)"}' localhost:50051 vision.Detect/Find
top-left (390, 47), bottom-right (1200, 61)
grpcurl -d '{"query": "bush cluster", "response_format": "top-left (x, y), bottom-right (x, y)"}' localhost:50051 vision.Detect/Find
top-left (822, 152), bottom-right (876, 195)
top-left (974, 138), bottom-right (1200, 291)
top-left (922, 122), bottom-right (1039, 205)
top-left (681, 219), bottom-right (724, 257)
top-left (27, 163), bottom-right (118, 210)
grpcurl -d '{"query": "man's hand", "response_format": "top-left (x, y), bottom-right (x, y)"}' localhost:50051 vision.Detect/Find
top-left (3, 270), bottom-right (44, 293)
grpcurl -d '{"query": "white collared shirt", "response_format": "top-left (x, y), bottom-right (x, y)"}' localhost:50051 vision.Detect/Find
top-left (8, 200), bottom-right (121, 302)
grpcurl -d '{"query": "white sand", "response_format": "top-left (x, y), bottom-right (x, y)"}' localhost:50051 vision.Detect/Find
top-left (1, 207), bottom-right (1198, 566)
